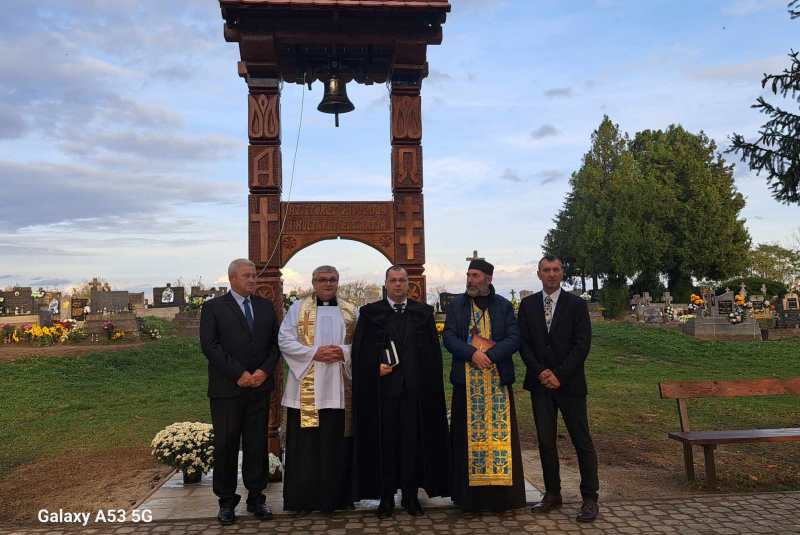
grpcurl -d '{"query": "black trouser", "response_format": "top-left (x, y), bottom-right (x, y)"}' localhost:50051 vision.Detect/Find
top-left (209, 389), bottom-right (271, 509)
top-left (531, 391), bottom-right (599, 502)
top-left (380, 389), bottom-right (421, 500)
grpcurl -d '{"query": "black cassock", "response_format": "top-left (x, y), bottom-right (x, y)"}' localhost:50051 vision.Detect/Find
top-left (351, 299), bottom-right (450, 501)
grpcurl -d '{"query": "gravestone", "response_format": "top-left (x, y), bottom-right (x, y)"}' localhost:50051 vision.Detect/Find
top-left (739, 282), bottom-right (748, 299)
top-left (713, 290), bottom-right (735, 317)
top-left (84, 311), bottom-right (139, 339)
top-left (0, 287), bottom-right (34, 316)
top-left (440, 292), bottom-right (458, 313)
top-left (644, 306), bottom-right (663, 323)
top-left (71, 298), bottom-right (88, 321)
top-left (661, 291), bottom-right (673, 307)
top-left (781, 290), bottom-right (800, 328)
top-left (679, 288), bottom-right (761, 341)
top-left (91, 288), bottom-right (130, 315)
top-left (520, 290), bottom-right (534, 300)
top-left (129, 292), bottom-right (145, 307)
top-left (152, 283), bottom-right (186, 309)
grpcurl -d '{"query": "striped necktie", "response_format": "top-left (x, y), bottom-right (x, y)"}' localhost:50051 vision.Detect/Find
top-left (545, 296), bottom-right (553, 332)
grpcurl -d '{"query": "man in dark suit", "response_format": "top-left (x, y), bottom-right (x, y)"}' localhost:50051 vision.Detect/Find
top-left (200, 258), bottom-right (280, 526)
top-left (517, 255), bottom-right (599, 523)
top-left (351, 265), bottom-right (450, 519)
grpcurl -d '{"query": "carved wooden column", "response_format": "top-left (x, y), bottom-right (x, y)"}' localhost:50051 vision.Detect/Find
top-left (246, 72), bottom-right (284, 470)
top-left (391, 81), bottom-right (425, 302)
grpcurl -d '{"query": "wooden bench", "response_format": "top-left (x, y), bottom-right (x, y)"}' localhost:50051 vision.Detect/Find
top-left (659, 378), bottom-right (800, 490)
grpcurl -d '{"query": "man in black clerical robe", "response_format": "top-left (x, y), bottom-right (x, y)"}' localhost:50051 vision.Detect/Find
top-left (352, 265), bottom-right (450, 519)
top-left (443, 258), bottom-right (526, 512)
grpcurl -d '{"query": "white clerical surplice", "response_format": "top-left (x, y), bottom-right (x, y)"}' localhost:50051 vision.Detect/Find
top-left (279, 300), bottom-right (358, 410)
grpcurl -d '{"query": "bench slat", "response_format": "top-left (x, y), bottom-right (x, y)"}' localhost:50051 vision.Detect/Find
top-left (668, 428), bottom-right (800, 445)
top-left (659, 378), bottom-right (800, 399)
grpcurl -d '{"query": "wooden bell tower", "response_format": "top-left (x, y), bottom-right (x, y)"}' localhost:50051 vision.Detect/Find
top-left (218, 0), bottom-right (451, 463)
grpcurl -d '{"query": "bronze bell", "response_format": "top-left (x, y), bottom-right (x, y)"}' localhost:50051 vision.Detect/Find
top-left (317, 72), bottom-right (354, 127)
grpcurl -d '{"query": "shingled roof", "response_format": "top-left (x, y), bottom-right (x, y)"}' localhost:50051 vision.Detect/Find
top-left (219, 0), bottom-right (451, 10)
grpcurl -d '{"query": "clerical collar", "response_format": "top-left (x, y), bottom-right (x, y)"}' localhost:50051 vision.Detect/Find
top-left (317, 296), bottom-right (338, 306)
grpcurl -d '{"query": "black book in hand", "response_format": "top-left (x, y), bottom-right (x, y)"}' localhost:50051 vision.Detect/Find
top-left (381, 341), bottom-right (400, 367)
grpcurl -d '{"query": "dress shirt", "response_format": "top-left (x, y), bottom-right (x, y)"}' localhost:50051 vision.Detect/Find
top-left (386, 297), bottom-right (408, 311)
top-left (229, 289), bottom-right (253, 316)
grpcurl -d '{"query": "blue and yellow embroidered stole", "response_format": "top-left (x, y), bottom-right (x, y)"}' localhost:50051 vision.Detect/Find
top-left (466, 300), bottom-right (513, 486)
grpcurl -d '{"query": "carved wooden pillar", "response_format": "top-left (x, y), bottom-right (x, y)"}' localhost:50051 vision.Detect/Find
top-left (247, 75), bottom-right (284, 473)
top-left (391, 84), bottom-right (426, 302)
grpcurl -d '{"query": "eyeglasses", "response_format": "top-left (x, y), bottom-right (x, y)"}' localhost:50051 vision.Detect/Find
top-left (314, 278), bottom-right (339, 285)
top-left (387, 278), bottom-right (408, 284)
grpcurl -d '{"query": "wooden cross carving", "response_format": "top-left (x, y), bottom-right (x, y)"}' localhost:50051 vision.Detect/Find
top-left (466, 250), bottom-right (484, 261)
top-left (397, 196), bottom-right (422, 260)
top-left (251, 197), bottom-right (279, 263)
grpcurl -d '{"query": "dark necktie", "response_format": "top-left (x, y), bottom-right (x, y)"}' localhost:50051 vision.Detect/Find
top-left (394, 303), bottom-right (405, 314)
top-left (243, 298), bottom-right (254, 332)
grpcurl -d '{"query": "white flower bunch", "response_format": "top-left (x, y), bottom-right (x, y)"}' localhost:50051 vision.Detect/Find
top-left (240, 452), bottom-right (283, 475)
top-left (151, 422), bottom-right (214, 475)
top-left (580, 292), bottom-right (591, 301)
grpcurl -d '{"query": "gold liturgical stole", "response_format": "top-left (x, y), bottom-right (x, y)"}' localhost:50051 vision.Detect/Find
top-left (465, 300), bottom-right (513, 486)
top-left (296, 293), bottom-right (357, 436)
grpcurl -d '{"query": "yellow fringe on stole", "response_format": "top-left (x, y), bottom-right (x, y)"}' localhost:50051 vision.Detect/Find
top-left (296, 293), bottom-right (357, 437)
top-left (465, 300), bottom-right (513, 486)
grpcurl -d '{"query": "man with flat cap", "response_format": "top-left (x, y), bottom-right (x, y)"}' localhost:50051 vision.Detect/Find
top-left (442, 258), bottom-right (526, 512)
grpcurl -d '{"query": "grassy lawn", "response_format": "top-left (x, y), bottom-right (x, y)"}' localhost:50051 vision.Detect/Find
top-left (0, 338), bottom-right (210, 481)
top-left (2, 323), bottom-right (799, 486)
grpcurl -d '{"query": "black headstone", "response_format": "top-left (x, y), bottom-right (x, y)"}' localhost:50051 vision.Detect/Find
top-left (440, 292), bottom-right (458, 312)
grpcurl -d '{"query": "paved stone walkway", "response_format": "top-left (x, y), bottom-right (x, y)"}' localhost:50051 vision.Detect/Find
top-left (135, 469), bottom-right (541, 520)
top-left (2, 492), bottom-right (797, 534)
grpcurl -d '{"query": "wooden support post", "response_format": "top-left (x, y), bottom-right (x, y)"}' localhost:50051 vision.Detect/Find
top-left (703, 445), bottom-right (717, 490)
top-left (682, 444), bottom-right (695, 481)
top-left (677, 398), bottom-right (694, 481)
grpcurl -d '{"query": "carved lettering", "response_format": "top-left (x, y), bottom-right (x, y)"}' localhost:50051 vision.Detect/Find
top-left (248, 93), bottom-right (280, 140)
top-left (249, 146), bottom-right (282, 189)
top-left (408, 277), bottom-right (425, 303)
top-left (282, 202), bottom-right (393, 233)
top-left (391, 95), bottom-right (422, 142)
top-left (393, 146), bottom-right (422, 189)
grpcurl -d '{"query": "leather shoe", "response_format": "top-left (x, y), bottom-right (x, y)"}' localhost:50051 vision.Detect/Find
top-left (217, 507), bottom-right (235, 526)
top-left (530, 492), bottom-right (562, 514)
top-left (376, 496), bottom-right (394, 519)
top-left (247, 503), bottom-right (273, 520)
top-left (402, 496), bottom-right (424, 517)
top-left (576, 499), bottom-right (599, 523)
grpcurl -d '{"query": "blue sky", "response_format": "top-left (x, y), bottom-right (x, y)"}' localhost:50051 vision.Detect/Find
top-left (0, 0), bottom-right (798, 301)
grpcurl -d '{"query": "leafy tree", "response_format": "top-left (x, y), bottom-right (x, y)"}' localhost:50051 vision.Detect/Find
top-left (631, 125), bottom-right (750, 301)
top-left (728, 1), bottom-right (800, 204)
top-left (746, 242), bottom-right (800, 285)
top-left (568, 116), bottom-right (666, 316)
top-left (542, 192), bottom-right (587, 290)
